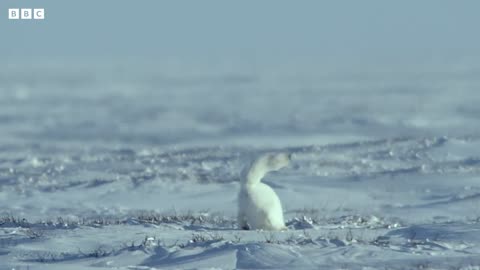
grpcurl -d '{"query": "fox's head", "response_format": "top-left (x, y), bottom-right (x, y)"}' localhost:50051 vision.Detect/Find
top-left (262, 152), bottom-right (291, 172)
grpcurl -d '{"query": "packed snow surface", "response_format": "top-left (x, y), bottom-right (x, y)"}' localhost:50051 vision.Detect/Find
top-left (1, 65), bottom-right (480, 269)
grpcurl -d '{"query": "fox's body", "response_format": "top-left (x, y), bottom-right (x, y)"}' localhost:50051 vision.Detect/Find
top-left (237, 153), bottom-right (290, 230)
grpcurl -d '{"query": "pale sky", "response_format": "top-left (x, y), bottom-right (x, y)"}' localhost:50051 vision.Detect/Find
top-left (1, 0), bottom-right (480, 67)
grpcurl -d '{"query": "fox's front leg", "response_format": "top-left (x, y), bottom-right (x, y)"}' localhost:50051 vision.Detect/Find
top-left (237, 210), bottom-right (249, 230)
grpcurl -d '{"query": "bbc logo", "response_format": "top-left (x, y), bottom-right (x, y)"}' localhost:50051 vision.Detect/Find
top-left (8, 8), bottom-right (45, 20)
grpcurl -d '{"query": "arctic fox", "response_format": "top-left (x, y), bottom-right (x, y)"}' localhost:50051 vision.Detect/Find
top-left (238, 152), bottom-right (291, 230)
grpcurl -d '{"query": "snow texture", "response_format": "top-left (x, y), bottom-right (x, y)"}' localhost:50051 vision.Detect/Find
top-left (1, 64), bottom-right (480, 269)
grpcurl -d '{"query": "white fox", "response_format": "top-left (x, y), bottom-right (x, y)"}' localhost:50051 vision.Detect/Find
top-left (238, 152), bottom-right (291, 230)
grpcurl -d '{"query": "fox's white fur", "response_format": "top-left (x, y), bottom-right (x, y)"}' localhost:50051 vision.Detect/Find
top-left (238, 152), bottom-right (291, 230)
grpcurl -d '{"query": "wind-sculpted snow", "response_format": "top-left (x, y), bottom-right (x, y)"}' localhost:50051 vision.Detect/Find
top-left (1, 213), bottom-right (479, 269)
top-left (1, 136), bottom-right (479, 193)
top-left (1, 65), bottom-right (480, 269)
top-left (1, 135), bottom-right (479, 269)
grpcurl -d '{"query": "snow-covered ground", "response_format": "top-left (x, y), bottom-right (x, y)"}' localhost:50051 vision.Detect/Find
top-left (1, 64), bottom-right (480, 269)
